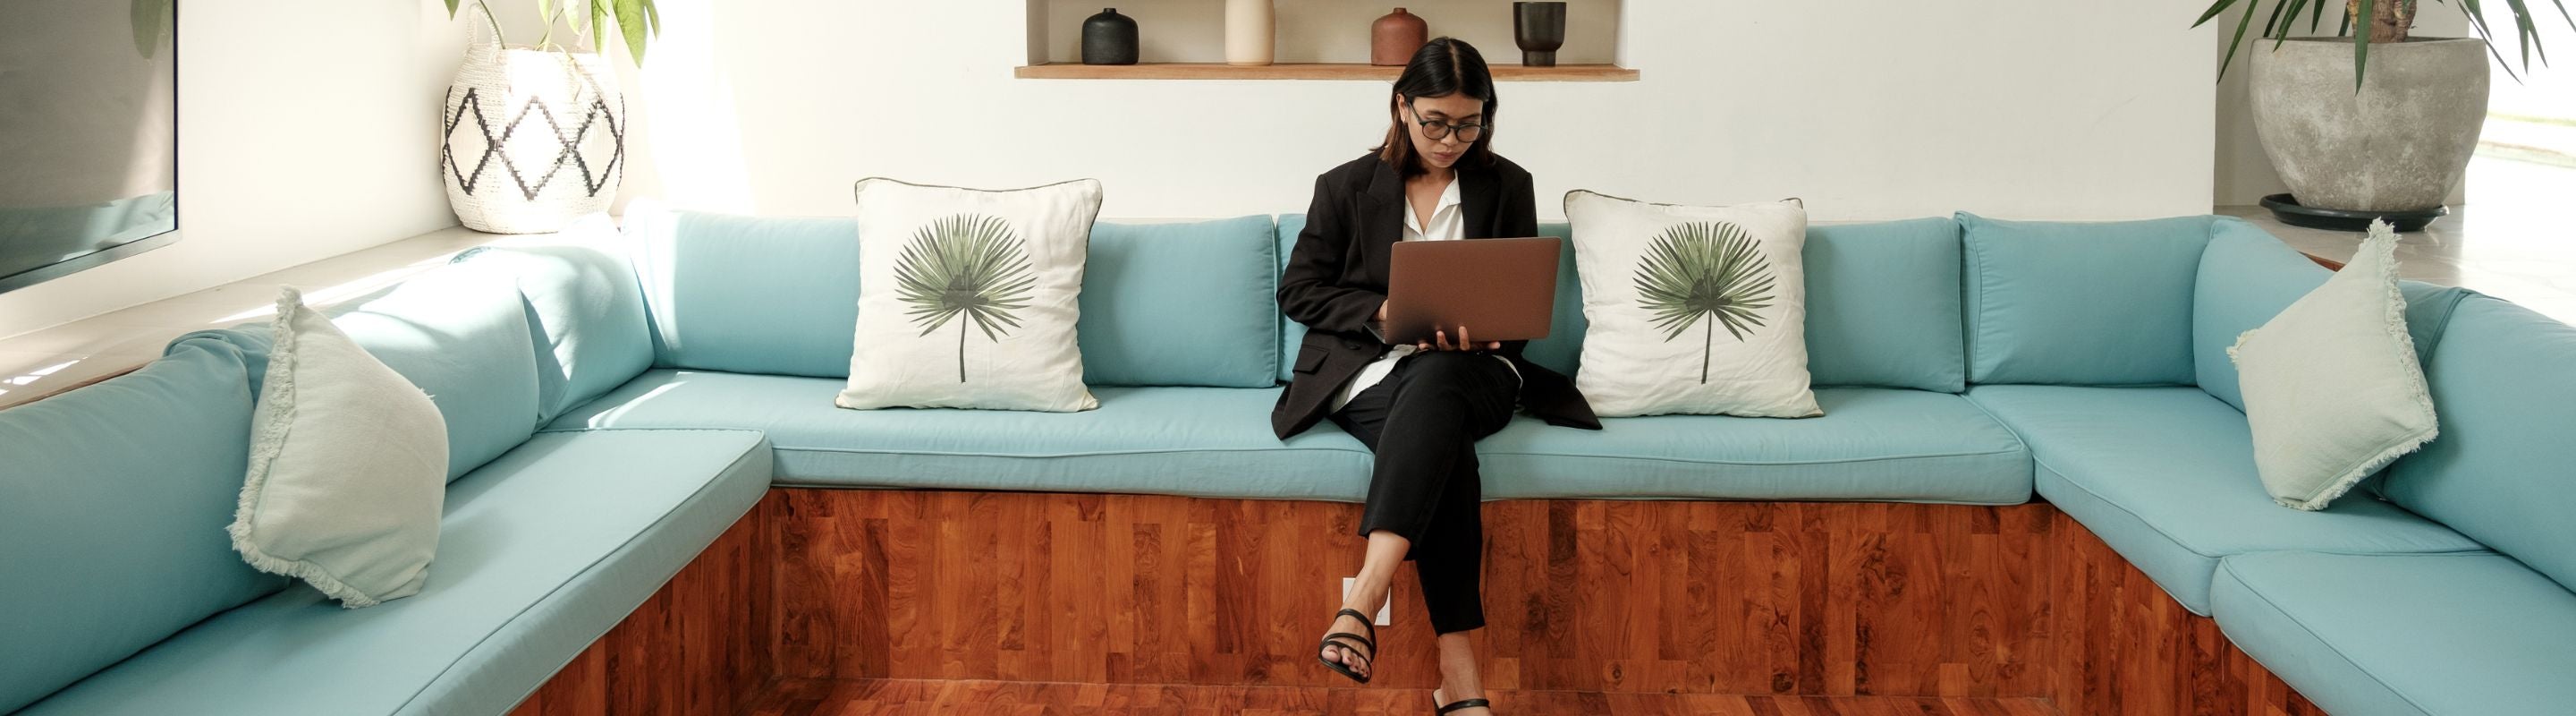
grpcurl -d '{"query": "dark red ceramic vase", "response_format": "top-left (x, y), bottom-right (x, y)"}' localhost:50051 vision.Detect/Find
top-left (1371, 8), bottom-right (1427, 66)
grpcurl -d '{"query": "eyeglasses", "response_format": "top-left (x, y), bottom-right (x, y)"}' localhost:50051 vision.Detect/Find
top-left (1406, 99), bottom-right (1486, 142)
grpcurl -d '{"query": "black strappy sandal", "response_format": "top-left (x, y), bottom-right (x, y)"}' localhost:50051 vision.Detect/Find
top-left (1433, 691), bottom-right (1492, 715)
top-left (1317, 608), bottom-right (1377, 684)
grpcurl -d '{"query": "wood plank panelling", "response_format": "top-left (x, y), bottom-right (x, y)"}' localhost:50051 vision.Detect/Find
top-left (768, 490), bottom-right (2057, 698)
top-left (517, 490), bottom-right (2328, 714)
top-left (510, 494), bottom-right (779, 716)
top-left (2046, 511), bottom-right (2324, 716)
top-left (737, 678), bottom-right (2063, 716)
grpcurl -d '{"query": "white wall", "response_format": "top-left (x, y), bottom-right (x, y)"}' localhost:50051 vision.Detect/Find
top-left (2213, 10), bottom-right (2470, 205)
top-left (609, 0), bottom-right (2216, 223)
top-left (0, 2), bottom-right (465, 338)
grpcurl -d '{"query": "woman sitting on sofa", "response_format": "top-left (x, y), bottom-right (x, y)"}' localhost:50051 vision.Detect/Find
top-left (1272, 37), bottom-right (1600, 716)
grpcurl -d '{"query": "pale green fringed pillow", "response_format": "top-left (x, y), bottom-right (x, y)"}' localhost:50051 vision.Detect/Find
top-left (2229, 220), bottom-right (2438, 511)
top-left (230, 286), bottom-right (449, 608)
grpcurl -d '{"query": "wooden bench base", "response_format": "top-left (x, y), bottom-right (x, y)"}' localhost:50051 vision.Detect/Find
top-left (515, 490), bottom-right (2326, 714)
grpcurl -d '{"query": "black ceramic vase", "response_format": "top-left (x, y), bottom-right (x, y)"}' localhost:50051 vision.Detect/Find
top-left (1082, 8), bottom-right (1139, 65)
top-left (1513, 2), bottom-right (1566, 67)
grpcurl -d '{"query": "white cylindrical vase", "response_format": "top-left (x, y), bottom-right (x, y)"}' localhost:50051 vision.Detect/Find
top-left (1225, 0), bottom-right (1275, 66)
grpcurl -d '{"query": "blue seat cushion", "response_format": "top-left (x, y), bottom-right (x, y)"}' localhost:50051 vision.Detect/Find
top-left (0, 339), bottom-right (285, 714)
top-left (1965, 385), bottom-right (2484, 614)
top-left (551, 370), bottom-right (1375, 499)
top-left (1475, 387), bottom-right (2029, 504)
top-left (2214, 551), bottom-right (2576, 716)
top-left (13, 430), bottom-right (771, 716)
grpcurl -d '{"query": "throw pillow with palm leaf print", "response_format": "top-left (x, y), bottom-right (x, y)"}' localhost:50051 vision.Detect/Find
top-left (837, 178), bottom-right (1102, 412)
top-left (1563, 191), bottom-right (1822, 418)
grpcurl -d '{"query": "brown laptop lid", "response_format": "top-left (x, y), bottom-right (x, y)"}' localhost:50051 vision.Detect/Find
top-left (1381, 237), bottom-right (1560, 345)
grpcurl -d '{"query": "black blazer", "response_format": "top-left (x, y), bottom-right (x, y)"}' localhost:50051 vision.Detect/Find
top-left (1272, 152), bottom-right (1600, 439)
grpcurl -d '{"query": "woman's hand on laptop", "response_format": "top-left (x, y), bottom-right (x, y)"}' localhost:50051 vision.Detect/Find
top-left (1419, 326), bottom-right (1503, 353)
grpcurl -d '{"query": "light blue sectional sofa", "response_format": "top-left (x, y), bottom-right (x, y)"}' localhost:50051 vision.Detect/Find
top-left (3, 209), bottom-right (2571, 715)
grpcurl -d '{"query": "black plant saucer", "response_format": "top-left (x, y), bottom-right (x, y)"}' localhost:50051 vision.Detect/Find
top-left (2260, 193), bottom-right (2447, 233)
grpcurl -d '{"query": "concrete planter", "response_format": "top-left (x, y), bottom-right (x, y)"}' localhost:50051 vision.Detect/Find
top-left (2250, 37), bottom-right (2488, 212)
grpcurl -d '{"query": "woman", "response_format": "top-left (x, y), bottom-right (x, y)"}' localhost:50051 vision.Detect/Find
top-left (1272, 38), bottom-right (1599, 715)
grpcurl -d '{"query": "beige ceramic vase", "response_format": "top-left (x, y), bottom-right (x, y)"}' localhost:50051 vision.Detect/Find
top-left (1225, 0), bottom-right (1275, 66)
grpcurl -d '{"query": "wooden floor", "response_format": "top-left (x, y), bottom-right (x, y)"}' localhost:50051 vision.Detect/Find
top-left (738, 678), bottom-right (2063, 716)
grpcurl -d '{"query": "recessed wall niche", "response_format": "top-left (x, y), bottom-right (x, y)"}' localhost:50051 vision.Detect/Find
top-left (1021, 0), bottom-right (1631, 81)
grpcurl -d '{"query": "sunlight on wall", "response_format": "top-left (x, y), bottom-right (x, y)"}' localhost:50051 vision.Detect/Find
top-left (619, 0), bottom-right (756, 215)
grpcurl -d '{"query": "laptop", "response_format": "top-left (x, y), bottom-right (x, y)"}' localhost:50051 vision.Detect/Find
top-left (1366, 236), bottom-right (1562, 345)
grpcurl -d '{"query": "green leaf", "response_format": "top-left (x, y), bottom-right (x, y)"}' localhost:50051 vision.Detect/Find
top-left (2456, 0), bottom-right (2526, 81)
top-left (1631, 221), bottom-right (1777, 384)
top-left (893, 214), bottom-right (1036, 383)
top-left (444, 0), bottom-right (461, 18)
top-left (2353, 0), bottom-right (2372, 90)
top-left (2500, 0), bottom-right (2542, 68)
top-left (2219, 0), bottom-right (2265, 80)
top-left (2266, 0), bottom-right (2292, 38)
top-left (2275, 0), bottom-right (2313, 51)
top-left (614, 0), bottom-right (652, 64)
top-left (590, 0), bottom-right (610, 53)
top-left (130, 0), bottom-right (169, 58)
top-left (2195, 0), bottom-right (2245, 28)
top-left (2309, 0), bottom-right (2329, 31)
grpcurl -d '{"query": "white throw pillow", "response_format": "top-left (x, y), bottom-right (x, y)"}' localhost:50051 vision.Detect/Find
top-left (837, 178), bottom-right (1102, 412)
top-left (231, 286), bottom-right (449, 608)
top-left (1563, 191), bottom-right (1822, 418)
top-left (2230, 220), bottom-right (2438, 511)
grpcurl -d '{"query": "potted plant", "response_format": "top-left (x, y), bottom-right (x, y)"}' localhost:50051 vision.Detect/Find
top-left (2198, 0), bottom-right (2572, 229)
top-left (437, 0), bottom-right (659, 234)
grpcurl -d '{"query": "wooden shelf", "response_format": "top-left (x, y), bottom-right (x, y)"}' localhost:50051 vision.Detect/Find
top-left (1014, 62), bottom-right (1639, 82)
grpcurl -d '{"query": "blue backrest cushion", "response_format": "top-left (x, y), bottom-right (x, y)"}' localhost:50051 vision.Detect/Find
top-left (1961, 212), bottom-right (2213, 386)
top-left (2377, 294), bottom-right (2576, 592)
top-left (0, 338), bottom-right (290, 714)
top-left (1499, 218), bottom-right (1969, 391)
top-left (1276, 214), bottom-right (1309, 383)
top-left (450, 214), bottom-right (653, 422)
top-left (216, 267), bottom-right (541, 482)
top-left (1804, 217), bottom-right (1968, 392)
top-left (1080, 217), bottom-right (1280, 387)
top-left (2192, 219), bottom-right (2471, 411)
top-left (631, 205), bottom-right (1280, 388)
top-left (623, 201), bottom-right (864, 378)
top-left (2191, 218), bottom-right (2334, 409)
top-left (333, 267), bottom-right (539, 482)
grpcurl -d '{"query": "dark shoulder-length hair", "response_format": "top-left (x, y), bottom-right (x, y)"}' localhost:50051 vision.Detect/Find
top-left (1374, 37), bottom-right (1497, 177)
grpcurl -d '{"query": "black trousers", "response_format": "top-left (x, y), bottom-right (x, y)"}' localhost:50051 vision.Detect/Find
top-left (1327, 351), bottom-right (1520, 635)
